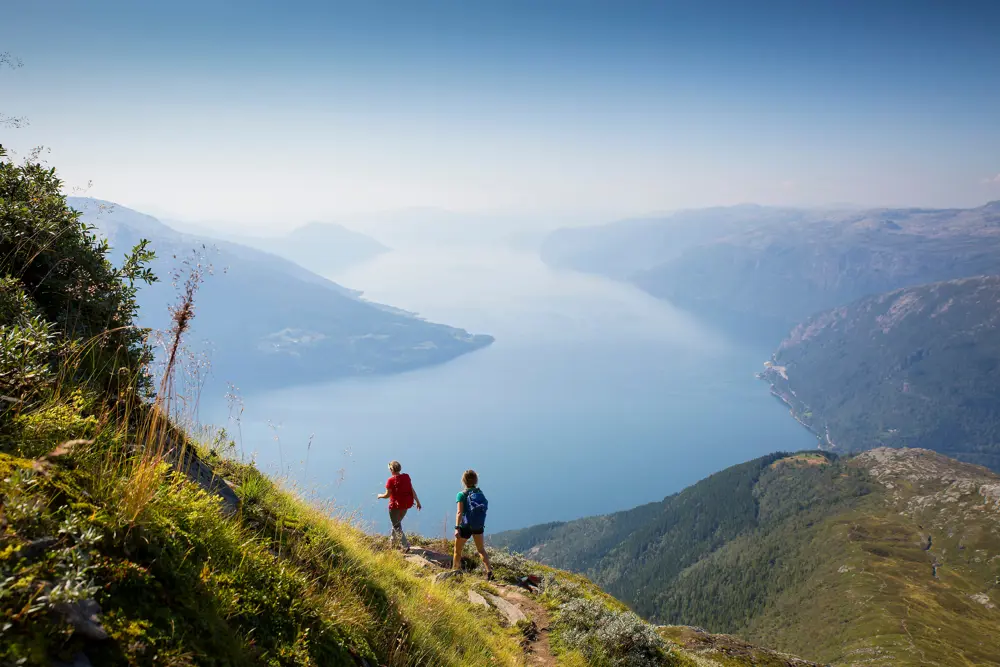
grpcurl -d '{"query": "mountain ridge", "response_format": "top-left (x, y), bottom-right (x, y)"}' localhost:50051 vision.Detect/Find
top-left (493, 447), bottom-right (1000, 665)
top-left (541, 202), bottom-right (1000, 341)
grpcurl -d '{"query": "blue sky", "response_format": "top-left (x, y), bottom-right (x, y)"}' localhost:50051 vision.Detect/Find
top-left (3, 1), bottom-right (1000, 226)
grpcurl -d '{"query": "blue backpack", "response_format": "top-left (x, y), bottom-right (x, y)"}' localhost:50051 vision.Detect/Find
top-left (463, 488), bottom-right (488, 530)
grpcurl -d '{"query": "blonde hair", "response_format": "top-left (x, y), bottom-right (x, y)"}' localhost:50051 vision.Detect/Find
top-left (462, 469), bottom-right (478, 488)
top-left (388, 460), bottom-right (402, 474)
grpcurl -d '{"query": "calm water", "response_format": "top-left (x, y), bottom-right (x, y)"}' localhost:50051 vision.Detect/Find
top-left (206, 248), bottom-right (815, 535)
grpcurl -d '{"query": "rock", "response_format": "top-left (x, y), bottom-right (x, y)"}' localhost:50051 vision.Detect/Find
top-left (970, 592), bottom-right (996, 609)
top-left (516, 575), bottom-right (542, 592)
top-left (18, 536), bottom-right (58, 562)
top-left (433, 570), bottom-right (463, 584)
top-left (404, 554), bottom-right (435, 569)
top-left (55, 599), bottom-right (108, 640)
top-left (165, 434), bottom-right (239, 515)
top-left (468, 590), bottom-right (490, 608)
top-left (52, 653), bottom-right (92, 667)
top-left (406, 547), bottom-right (453, 568)
top-left (485, 593), bottom-right (527, 626)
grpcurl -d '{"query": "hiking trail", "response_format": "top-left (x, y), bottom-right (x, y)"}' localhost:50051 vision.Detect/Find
top-left (404, 547), bottom-right (557, 666)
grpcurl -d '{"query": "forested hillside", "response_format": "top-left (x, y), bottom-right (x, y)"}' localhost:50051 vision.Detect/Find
top-left (494, 449), bottom-right (1000, 665)
top-left (763, 275), bottom-right (1000, 470)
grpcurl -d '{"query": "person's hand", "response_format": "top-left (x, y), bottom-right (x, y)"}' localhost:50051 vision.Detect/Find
top-left (416, 502), bottom-right (422, 511)
top-left (454, 529), bottom-right (461, 539)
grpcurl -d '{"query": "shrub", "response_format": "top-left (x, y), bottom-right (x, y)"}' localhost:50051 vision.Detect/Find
top-left (484, 547), bottom-right (534, 584)
top-left (0, 144), bottom-right (156, 401)
top-left (556, 597), bottom-right (669, 667)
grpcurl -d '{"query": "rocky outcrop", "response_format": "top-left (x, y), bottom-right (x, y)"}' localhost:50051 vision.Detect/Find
top-left (855, 447), bottom-right (1000, 517)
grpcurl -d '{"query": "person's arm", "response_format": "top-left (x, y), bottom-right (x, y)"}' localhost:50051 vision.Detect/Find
top-left (454, 500), bottom-right (463, 537)
top-left (412, 488), bottom-right (422, 510)
top-left (377, 484), bottom-right (390, 500)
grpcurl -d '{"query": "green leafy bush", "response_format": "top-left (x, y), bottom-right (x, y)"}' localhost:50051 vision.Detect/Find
top-left (0, 144), bottom-right (156, 402)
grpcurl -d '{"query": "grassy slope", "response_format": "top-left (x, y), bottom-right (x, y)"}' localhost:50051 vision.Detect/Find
top-left (1, 413), bottom-right (825, 667)
top-left (0, 439), bottom-right (526, 666)
top-left (494, 450), bottom-right (1000, 666)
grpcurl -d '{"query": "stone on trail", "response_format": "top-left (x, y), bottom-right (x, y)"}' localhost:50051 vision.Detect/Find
top-left (404, 554), bottom-right (435, 569)
top-left (485, 593), bottom-right (528, 626)
top-left (406, 547), bottom-right (453, 568)
top-left (468, 590), bottom-right (490, 608)
top-left (434, 570), bottom-right (463, 584)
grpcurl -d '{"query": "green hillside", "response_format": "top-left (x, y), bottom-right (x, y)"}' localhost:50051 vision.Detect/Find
top-left (0, 147), bottom-right (826, 666)
top-left (494, 449), bottom-right (1000, 666)
top-left (762, 275), bottom-right (1000, 470)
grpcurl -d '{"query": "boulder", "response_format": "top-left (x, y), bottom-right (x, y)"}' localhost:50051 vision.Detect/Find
top-left (404, 554), bottom-right (435, 569)
top-left (467, 590), bottom-right (490, 608)
top-left (406, 547), bottom-right (453, 568)
top-left (484, 593), bottom-right (527, 626)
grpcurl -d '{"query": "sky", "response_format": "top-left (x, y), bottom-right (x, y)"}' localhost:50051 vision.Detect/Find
top-left (3, 0), bottom-right (1000, 229)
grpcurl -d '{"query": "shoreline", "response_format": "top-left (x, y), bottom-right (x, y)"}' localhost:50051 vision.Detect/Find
top-left (757, 366), bottom-right (834, 451)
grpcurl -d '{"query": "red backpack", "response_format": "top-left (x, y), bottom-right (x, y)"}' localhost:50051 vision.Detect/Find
top-left (389, 473), bottom-right (414, 509)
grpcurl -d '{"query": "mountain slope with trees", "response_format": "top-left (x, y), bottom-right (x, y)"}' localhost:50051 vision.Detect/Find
top-left (761, 275), bottom-right (1000, 470)
top-left (494, 449), bottom-right (1000, 666)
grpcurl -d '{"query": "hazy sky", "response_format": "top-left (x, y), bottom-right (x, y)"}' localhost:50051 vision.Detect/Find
top-left (3, 1), bottom-right (1000, 228)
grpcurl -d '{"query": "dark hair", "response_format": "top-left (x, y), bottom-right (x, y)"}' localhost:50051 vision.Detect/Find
top-left (462, 469), bottom-right (478, 488)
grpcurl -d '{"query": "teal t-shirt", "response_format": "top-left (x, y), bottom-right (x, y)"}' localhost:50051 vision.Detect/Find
top-left (456, 487), bottom-right (481, 504)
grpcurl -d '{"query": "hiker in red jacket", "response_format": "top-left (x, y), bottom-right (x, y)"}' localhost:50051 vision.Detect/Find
top-left (377, 460), bottom-right (421, 551)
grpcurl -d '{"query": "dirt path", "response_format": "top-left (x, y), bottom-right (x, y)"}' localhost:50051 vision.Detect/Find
top-left (405, 547), bottom-right (558, 666)
top-left (495, 584), bottom-right (557, 666)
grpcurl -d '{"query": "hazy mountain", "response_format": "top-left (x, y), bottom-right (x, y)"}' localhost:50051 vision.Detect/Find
top-left (239, 222), bottom-right (389, 275)
top-left (761, 275), bottom-right (1000, 470)
top-left (493, 448), bottom-right (1000, 666)
top-left (542, 202), bottom-right (1000, 341)
top-left (68, 198), bottom-right (494, 396)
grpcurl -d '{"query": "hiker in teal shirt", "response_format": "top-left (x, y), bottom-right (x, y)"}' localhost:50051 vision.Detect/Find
top-left (452, 469), bottom-right (493, 580)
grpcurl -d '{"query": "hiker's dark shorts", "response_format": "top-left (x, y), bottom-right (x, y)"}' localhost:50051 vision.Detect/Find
top-left (457, 525), bottom-right (484, 539)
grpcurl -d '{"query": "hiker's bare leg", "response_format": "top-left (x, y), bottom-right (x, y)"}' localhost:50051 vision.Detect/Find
top-left (472, 533), bottom-right (491, 573)
top-left (453, 536), bottom-right (468, 570)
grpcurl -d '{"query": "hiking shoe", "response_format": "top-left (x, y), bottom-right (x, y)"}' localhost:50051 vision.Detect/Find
top-left (485, 571), bottom-right (494, 582)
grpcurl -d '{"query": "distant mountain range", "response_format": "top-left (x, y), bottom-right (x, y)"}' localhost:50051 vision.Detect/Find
top-left (237, 222), bottom-right (389, 276)
top-left (761, 275), bottom-right (1000, 470)
top-left (68, 198), bottom-right (493, 396)
top-left (542, 202), bottom-right (1000, 341)
top-left (494, 448), bottom-right (1000, 666)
